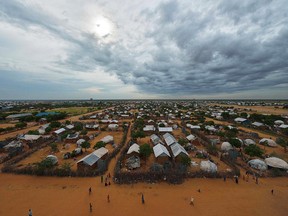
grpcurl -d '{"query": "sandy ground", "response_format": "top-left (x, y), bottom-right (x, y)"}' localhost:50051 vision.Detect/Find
top-left (0, 123), bottom-right (15, 129)
top-left (210, 103), bottom-right (288, 115)
top-left (0, 173), bottom-right (287, 216)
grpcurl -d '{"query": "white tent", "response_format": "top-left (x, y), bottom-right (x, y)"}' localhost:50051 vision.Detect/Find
top-left (248, 159), bottom-right (267, 171)
top-left (186, 134), bottom-right (196, 141)
top-left (265, 157), bottom-right (288, 169)
top-left (101, 135), bottom-right (114, 144)
top-left (259, 138), bottom-right (277, 147)
top-left (46, 155), bottom-right (58, 165)
top-left (200, 160), bottom-right (217, 173)
top-left (221, 142), bottom-right (233, 151)
top-left (127, 143), bottom-right (140, 154)
top-left (153, 143), bottom-right (171, 158)
top-left (244, 139), bottom-right (256, 146)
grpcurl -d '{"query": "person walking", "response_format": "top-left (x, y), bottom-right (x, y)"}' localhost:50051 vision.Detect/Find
top-left (141, 193), bottom-right (145, 204)
top-left (107, 194), bottom-right (110, 203)
top-left (101, 175), bottom-right (103, 183)
top-left (271, 189), bottom-right (274, 195)
top-left (89, 203), bottom-right (92, 213)
top-left (190, 197), bottom-right (194, 206)
top-left (89, 187), bottom-right (92, 195)
top-left (28, 209), bottom-right (32, 216)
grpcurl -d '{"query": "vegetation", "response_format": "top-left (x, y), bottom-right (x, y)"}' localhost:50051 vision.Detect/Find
top-left (229, 138), bottom-right (242, 148)
top-left (81, 141), bottom-right (91, 151)
top-left (27, 130), bottom-right (40, 135)
top-left (15, 122), bottom-right (27, 128)
top-left (178, 138), bottom-right (189, 146)
top-left (93, 141), bottom-right (106, 149)
top-left (49, 143), bottom-right (59, 152)
top-left (244, 145), bottom-right (264, 157)
top-left (180, 155), bottom-right (191, 166)
top-left (139, 143), bottom-right (152, 161)
top-left (50, 121), bottom-right (61, 128)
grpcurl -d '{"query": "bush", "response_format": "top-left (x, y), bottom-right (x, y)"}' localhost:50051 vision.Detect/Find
top-left (50, 121), bottom-right (61, 128)
top-left (244, 145), bottom-right (264, 157)
top-left (15, 122), bottom-right (27, 128)
top-left (93, 141), bottom-right (105, 149)
top-left (139, 143), bottom-right (152, 160)
top-left (229, 138), bottom-right (242, 148)
top-left (81, 141), bottom-right (91, 151)
top-left (178, 138), bottom-right (188, 146)
top-left (27, 130), bottom-right (40, 135)
top-left (180, 155), bottom-right (191, 166)
top-left (50, 143), bottom-right (59, 152)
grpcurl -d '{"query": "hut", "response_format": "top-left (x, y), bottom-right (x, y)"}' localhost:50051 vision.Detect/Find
top-left (259, 138), bottom-right (277, 147)
top-left (77, 147), bottom-right (108, 171)
top-left (200, 160), bottom-right (217, 173)
top-left (153, 143), bottom-right (171, 164)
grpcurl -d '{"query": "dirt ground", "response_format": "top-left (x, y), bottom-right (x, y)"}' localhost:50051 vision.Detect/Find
top-left (0, 173), bottom-right (287, 216)
top-left (210, 103), bottom-right (288, 115)
top-left (0, 123), bottom-right (15, 129)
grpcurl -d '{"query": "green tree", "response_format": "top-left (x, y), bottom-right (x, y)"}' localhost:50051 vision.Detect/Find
top-left (15, 122), bottom-right (27, 128)
top-left (180, 155), bottom-right (191, 166)
top-left (139, 143), bottom-right (152, 162)
top-left (27, 130), bottom-right (40, 135)
top-left (50, 143), bottom-right (59, 152)
top-left (229, 138), bottom-right (242, 148)
top-left (81, 141), bottom-right (91, 152)
top-left (50, 121), bottom-right (61, 128)
top-left (178, 138), bottom-right (189, 146)
top-left (45, 126), bottom-right (52, 133)
top-left (61, 162), bottom-right (71, 172)
top-left (93, 141), bottom-right (106, 149)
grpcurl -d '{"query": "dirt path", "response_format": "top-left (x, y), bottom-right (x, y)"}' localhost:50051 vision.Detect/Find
top-left (106, 123), bottom-right (132, 175)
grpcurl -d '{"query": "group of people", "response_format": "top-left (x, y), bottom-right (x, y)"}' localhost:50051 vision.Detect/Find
top-left (101, 173), bottom-right (112, 186)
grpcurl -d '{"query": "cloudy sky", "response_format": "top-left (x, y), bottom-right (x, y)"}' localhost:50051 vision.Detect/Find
top-left (0, 0), bottom-right (287, 100)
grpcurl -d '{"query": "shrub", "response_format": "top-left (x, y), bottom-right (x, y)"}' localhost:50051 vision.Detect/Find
top-left (139, 143), bottom-right (152, 160)
top-left (229, 138), bottom-right (242, 148)
top-left (244, 145), bottom-right (264, 157)
top-left (93, 141), bottom-right (105, 149)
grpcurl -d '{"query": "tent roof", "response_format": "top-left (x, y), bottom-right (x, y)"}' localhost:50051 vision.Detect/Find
top-left (127, 143), bottom-right (140, 154)
top-left (153, 143), bottom-right (171, 158)
top-left (170, 143), bottom-right (188, 157)
top-left (163, 133), bottom-right (177, 146)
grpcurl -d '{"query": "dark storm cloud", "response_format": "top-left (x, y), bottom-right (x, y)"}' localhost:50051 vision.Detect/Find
top-left (0, 0), bottom-right (287, 98)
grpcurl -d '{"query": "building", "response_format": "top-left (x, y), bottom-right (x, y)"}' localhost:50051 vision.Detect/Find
top-left (153, 143), bottom-right (171, 163)
top-left (77, 147), bottom-right (108, 171)
top-left (6, 113), bottom-right (32, 121)
top-left (163, 133), bottom-right (177, 146)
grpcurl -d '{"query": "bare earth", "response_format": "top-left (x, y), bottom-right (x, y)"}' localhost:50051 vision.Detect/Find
top-left (0, 173), bottom-right (287, 216)
top-left (210, 103), bottom-right (288, 115)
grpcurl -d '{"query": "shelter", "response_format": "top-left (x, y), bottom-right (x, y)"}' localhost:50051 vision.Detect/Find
top-left (153, 143), bottom-right (171, 163)
top-left (53, 128), bottom-right (66, 136)
top-left (265, 157), bottom-right (288, 169)
top-left (158, 127), bottom-right (173, 133)
top-left (244, 139), bottom-right (256, 146)
top-left (6, 113), bottom-right (32, 120)
top-left (127, 143), bottom-right (140, 155)
top-left (143, 125), bottom-right (155, 132)
top-left (150, 134), bottom-right (161, 145)
top-left (221, 142), bottom-right (233, 151)
top-left (126, 155), bottom-right (140, 170)
top-left (170, 143), bottom-right (189, 160)
top-left (46, 155), bottom-right (58, 165)
top-left (259, 138), bottom-right (277, 147)
top-left (186, 134), bottom-right (196, 141)
top-left (77, 147), bottom-right (108, 170)
top-left (200, 160), bottom-right (217, 173)
top-left (248, 159), bottom-right (267, 171)
top-left (101, 135), bottom-right (114, 144)
top-left (163, 133), bottom-right (177, 146)
top-left (108, 124), bottom-right (119, 130)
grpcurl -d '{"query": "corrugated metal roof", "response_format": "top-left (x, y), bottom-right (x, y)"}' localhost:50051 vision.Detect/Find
top-left (153, 143), bottom-right (170, 158)
top-left (163, 133), bottom-right (176, 146)
top-left (170, 143), bottom-right (188, 157)
top-left (77, 147), bottom-right (108, 166)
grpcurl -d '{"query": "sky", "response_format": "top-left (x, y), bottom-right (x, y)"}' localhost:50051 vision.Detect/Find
top-left (0, 0), bottom-right (287, 100)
